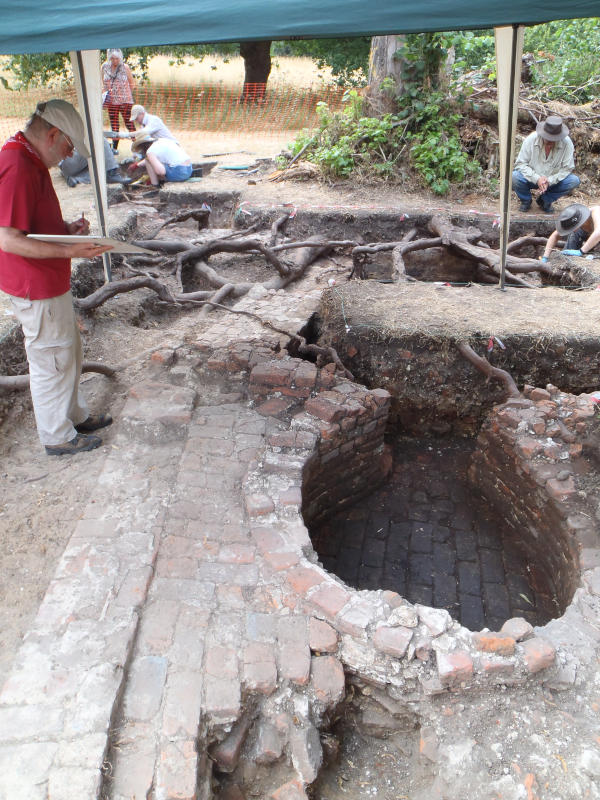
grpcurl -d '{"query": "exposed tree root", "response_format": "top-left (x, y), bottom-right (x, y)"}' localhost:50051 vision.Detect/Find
top-left (0, 362), bottom-right (116, 392)
top-left (198, 283), bottom-right (235, 318)
top-left (428, 216), bottom-right (546, 287)
top-left (180, 300), bottom-right (354, 380)
top-left (456, 342), bottom-right (521, 400)
top-left (3, 211), bottom-right (569, 394)
top-left (269, 210), bottom-right (292, 246)
top-left (146, 207), bottom-right (211, 239)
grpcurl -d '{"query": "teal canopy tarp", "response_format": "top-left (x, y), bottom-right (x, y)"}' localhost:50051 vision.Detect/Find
top-left (0, 0), bottom-right (597, 53)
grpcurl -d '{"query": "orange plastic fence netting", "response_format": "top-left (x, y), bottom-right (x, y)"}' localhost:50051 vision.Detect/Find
top-left (0, 82), bottom-right (345, 144)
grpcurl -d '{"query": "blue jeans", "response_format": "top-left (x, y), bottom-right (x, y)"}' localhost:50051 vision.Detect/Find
top-left (164, 163), bottom-right (192, 182)
top-left (564, 227), bottom-right (586, 251)
top-left (512, 170), bottom-right (580, 210)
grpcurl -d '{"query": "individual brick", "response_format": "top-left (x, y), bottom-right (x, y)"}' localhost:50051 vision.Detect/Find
top-left (436, 650), bottom-right (474, 687)
top-left (203, 678), bottom-right (241, 723)
top-left (122, 656), bottom-right (168, 722)
top-left (473, 632), bottom-right (516, 657)
top-left (245, 493), bottom-right (275, 517)
top-left (105, 726), bottom-right (156, 799)
top-left (243, 643), bottom-right (278, 695)
top-left (209, 709), bottom-right (255, 773)
top-left (336, 600), bottom-right (377, 638)
top-left (278, 642), bottom-right (311, 686)
top-left (255, 721), bottom-right (284, 765)
top-left (304, 396), bottom-right (346, 424)
top-left (250, 361), bottom-right (294, 388)
top-left (373, 625), bottom-right (413, 658)
top-left (310, 655), bottom-right (345, 708)
top-left (162, 670), bottom-right (204, 737)
top-left (285, 566), bottom-right (325, 594)
top-left (289, 723), bottom-right (323, 784)
top-left (501, 617), bottom-right (534, 641)
top-left (307, 583), bottom-right (351, 619)
top-left (308, 618), bottom-right (338, 654)
top-left (521, 637), bottom-right (556, 673)
top-left (154, 740), bottom-right (198, 800)
top-left (265, 551), bottom-right (300, 570)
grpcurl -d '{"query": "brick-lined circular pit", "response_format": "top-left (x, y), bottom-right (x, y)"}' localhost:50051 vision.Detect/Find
top-left (310, 436), bottom-right (557, 631)
top-left (2, 336), bottom-right (600, 800)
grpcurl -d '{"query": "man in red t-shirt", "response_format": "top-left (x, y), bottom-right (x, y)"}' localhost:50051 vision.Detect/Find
top-left (0, 99), bottom-right (113, 455)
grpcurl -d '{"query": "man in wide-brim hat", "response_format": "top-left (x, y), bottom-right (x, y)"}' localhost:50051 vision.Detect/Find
top-left (540, 202), bottom-right (600, 261)
top-left (512, 115), bottom-right (579, 214)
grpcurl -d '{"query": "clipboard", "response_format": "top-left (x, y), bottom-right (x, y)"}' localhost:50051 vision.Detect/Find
top-left (27, 234), bottom-right (156, 255)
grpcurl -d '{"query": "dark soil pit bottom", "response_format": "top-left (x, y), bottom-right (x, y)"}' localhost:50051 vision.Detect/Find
top-left (310, 436), bottom-right (558, 632)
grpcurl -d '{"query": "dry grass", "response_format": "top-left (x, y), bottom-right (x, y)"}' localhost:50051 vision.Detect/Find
top-left (0, 54), bottom-right (337, 140)
top-left (146, 54), bottom-right (334, 88)
top-left (0, 53), bottom-right (331, 91)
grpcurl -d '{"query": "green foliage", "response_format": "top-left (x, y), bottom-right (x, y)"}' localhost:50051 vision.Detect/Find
top-left (399, 32), bottom-right (451, 88)
top-left (289, 92), bottom-right (403, 179)
top-left (3, 52), bottom-right (71, 88)
top-left (3, 38), bottom-right (368, 90)
top-left (398, 87), bottom-right (479, 194)
top-left (288, 34), bottom-right (480, 193)
top-left (452, 30), bottom-right (495, 73)
top-left (523, 18), bottom-right (600, 103)
top-left (451, 18), bottom-right (600, 103)
top-left (281, 37), bottom-right (370, 86)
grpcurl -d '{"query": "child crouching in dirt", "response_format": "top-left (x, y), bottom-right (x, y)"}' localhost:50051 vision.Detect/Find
top-left (541, 203), bottom-right (600, 262)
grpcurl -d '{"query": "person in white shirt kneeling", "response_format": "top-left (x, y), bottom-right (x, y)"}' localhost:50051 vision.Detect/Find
top-left (130, 132), bottom-right (192, 185)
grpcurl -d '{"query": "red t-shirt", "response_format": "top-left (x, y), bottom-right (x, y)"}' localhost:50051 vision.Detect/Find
top-left (0, 132), bottom-right (70, 299)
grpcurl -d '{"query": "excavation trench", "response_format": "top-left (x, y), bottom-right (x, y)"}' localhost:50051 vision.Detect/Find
top-left (3, 191), bottom-right (600, 799)
top-left (2, 197), bottom-right (593, 636)
top-left (99, 196), bottom-right (600, 799)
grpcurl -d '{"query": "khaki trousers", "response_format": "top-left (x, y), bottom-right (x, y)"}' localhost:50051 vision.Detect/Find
top-left (9, 291), bottom-right (89, 445)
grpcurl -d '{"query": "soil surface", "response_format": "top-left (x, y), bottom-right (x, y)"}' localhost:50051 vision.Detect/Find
top-left (1, 134), bottom-right (600, 798)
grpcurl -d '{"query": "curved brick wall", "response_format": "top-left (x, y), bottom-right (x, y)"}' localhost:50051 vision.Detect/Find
top-left (469, 385), bottom-right (597, 611)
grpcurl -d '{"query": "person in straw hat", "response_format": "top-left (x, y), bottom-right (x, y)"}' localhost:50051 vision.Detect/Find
top-left (0, 99), bottom-right (113, 456)
top-left (129, 132), bottom-right (192, 185)
top-left (512, 115), bottom-right (579, 214)
top-left (540, 203), bottom-right (600, 262)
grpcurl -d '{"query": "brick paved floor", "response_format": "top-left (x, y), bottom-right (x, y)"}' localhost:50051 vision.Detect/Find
top-left (311, 437), bottom-right (558, 631)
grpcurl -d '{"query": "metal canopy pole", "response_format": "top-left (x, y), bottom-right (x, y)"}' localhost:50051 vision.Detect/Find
top-left (70, 49), bottom-right (112, 282)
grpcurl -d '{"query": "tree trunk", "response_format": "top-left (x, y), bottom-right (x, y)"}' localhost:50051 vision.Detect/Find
top-left (239, 41), bottom-right (272, 103)
top-left (365, 35), bottom-right (406, 115)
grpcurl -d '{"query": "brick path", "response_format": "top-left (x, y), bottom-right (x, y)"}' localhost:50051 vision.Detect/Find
top-left (312, 437), bottom-right (554, 632)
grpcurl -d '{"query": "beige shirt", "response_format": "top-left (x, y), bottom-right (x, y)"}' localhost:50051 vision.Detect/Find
top-left (514, 132), bottom-right (575, 186)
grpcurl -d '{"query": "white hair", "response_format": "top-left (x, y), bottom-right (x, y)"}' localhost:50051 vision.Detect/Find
top-left (107, 49), bottom-right (123, 61)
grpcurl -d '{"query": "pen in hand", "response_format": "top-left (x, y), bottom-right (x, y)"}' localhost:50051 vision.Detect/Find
top-left (76, 211), bottom-right (88, 235)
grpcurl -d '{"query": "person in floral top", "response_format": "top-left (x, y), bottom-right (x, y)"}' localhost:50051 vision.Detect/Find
top-left (101, 49), bottom-right (136, 153)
